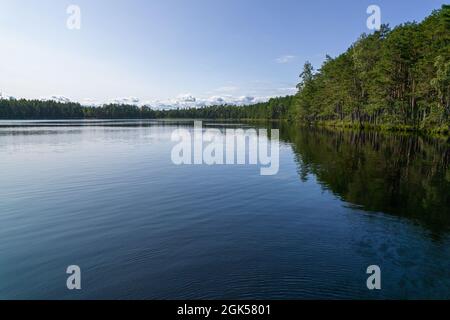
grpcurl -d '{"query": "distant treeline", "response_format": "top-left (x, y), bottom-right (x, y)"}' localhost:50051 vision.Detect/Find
top-left (1, 5), bottom-right (449, 132)
top-left (0, 96), bottom-right (294, 120)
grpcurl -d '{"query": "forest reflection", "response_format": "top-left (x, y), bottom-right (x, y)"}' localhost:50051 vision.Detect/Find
top-left (277, 124), bottom-right (450, 235)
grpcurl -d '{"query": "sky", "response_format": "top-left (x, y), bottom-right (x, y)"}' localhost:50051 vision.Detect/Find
top-left (0, 0), bottom-right (446, 107)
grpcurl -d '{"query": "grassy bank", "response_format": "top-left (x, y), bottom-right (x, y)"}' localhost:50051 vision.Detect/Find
top-left (314, 120), bottom-right (449, 137)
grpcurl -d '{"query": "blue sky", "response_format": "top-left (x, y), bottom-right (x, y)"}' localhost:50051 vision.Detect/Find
top-left (0, 0), bottom-right (445, 106)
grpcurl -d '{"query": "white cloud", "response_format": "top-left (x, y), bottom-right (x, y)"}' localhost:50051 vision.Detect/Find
top-left (237, 96), bottom-right (255, 104)
top-left (147, 94), bottom-right (203, 110)
top-left (0, 92), bottom-right (16, 100)
top-left (275, 55), bottom-right (296, 64)
top-left (207, 96), bottom-right (227, 105)
top-left (177, 94), bottom-right (197, 103)
top-left (145, 94), bottom-right (269, 110)
top-left (205, 95), bottom-right (266, 106)
top-left (111, 97), bottom-right (140, 105)
top-left (41, 95), bottom-right (72, 103)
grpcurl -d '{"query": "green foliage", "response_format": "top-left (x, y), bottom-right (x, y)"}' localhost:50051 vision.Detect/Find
top-left (292, 5), bottom-right (450, 131)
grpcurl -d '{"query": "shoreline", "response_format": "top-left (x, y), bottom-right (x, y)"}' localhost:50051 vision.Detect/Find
top-left (1, 117), bottom-right (448, 138)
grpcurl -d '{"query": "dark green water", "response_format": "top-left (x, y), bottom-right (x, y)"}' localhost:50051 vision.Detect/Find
top-left (0, 120), bottom-right (449, 299)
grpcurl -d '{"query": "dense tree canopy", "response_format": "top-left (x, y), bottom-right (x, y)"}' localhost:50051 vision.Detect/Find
top-left (293, 5), bottom-right (450, 131)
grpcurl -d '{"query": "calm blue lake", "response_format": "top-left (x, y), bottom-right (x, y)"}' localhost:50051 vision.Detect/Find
top-left (0, 120), bottom-right (449, 299)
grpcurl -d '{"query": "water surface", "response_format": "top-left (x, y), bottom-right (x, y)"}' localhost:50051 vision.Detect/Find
top-left (0, 120), bottom-right (449, 299)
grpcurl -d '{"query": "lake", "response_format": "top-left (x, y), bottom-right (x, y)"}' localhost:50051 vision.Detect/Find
top-left (0, 120), bottom-right (449, 299)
